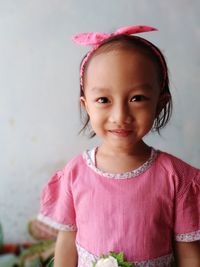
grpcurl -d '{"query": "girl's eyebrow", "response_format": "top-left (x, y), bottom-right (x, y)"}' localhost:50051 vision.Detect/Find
top-left (90, 87), bottom-right (110, 93)
top-left (131, 83), bottom-right (154, 91)
top-left (90, 84), bottom-right (153, 92)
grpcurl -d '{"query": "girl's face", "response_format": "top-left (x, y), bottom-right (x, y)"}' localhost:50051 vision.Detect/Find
top-left (81, 49), bottom-right (162, 150)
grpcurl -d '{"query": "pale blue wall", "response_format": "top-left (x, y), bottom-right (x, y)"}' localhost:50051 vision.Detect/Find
top-left (1, 0), bottom-right (200, 242)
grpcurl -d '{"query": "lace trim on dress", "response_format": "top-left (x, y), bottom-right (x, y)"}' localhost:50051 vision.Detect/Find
top-left (83, 147), bottom-right (158, 179)
top-left (175, 229), bottom-right (200, 242)
top-left (76, 243), bottom-right (174, 267)
top-left (37, 213), bottom-right (77, 231)
top-left (77, 243), bottom-right (98, 267)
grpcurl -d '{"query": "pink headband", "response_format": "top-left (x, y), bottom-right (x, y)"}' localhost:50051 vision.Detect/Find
top-left (72, 25), bottom-right (167, 88)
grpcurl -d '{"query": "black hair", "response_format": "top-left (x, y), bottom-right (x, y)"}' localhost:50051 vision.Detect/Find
top-left (79, 35), bottom-right (172, 137)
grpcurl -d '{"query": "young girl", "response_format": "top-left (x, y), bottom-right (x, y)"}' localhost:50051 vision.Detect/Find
top-left (38, 25), bottom-right (200, 267)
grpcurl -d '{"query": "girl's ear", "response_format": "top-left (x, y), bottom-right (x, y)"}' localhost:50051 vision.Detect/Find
top-left (80, 96), bottom-right (89, 113)
top-left (156, 93), bottom-right (171, 115)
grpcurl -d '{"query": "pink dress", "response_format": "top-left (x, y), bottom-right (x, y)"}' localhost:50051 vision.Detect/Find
top-left (38, 148), bottom-right (200, 267)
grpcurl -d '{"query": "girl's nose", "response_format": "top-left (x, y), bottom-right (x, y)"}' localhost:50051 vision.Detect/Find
top-left (109, 103), bottom-right (133, 125)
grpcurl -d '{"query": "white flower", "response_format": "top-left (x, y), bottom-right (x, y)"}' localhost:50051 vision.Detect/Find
top-left (95, 256), bottom-right (119, 267)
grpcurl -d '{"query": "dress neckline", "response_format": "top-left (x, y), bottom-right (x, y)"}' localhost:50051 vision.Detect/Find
top-left (83, 147), bottom-right (158, 179)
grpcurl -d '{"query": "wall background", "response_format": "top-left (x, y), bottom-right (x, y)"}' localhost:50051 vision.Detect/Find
top-left (1, 0), bottom-right (200, 242)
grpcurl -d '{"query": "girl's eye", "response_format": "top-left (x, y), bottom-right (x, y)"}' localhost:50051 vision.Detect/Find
top-left (96, 97), bottom-right (109, 104)
top-left (130, 95), bottom-right (146, 102)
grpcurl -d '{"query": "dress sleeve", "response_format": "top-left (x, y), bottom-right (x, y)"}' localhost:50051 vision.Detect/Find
top-left (37, 168), bottom-right (77, 231)
top-left (174, 169), bottom-right (200, 242)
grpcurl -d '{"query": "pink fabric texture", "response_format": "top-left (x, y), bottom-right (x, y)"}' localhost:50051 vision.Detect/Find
top-left (38, 149), bottom-right (200, 263)
top-left (72, 25), bottom-right (157, 46)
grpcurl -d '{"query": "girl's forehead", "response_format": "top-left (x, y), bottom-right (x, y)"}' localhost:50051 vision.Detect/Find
top-left (84, 49), bottom-right (160, 93)
top-left (87, 49), bottom-right (158, 73)
top-left (86, 49), bottom-right (159, 81)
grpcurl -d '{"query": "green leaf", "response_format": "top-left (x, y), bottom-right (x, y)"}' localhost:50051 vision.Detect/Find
top-left (121, 262), bottom-right (133, 267)
top-left (117, 252), bottom-right (124, 262)
top-left (46, 257), bottom-right (54, 267)
top-left (117, 252), bottom-right (124, 263)
top-left (110, 251), bottom-right (124, 263)
top-left (110, 252), bottom-right (133, 267)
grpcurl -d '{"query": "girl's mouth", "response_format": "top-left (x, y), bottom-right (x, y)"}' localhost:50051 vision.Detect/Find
top-left (109, 129), bottom-right (133, 137)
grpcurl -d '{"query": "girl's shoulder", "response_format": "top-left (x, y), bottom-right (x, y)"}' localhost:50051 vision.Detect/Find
top-left (61, 148), bottom-right (98, 177)
top-left (63, 147), bottom-right (98, 171)
top-left (63, 152), bottom-right (85, 169)
top-left (156, 150), bottom-right (200, 194)
top-left (157, 150), bottom-right (200, 174)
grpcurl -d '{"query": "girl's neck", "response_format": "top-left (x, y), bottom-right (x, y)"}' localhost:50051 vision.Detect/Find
top-left (95, 141), bottom-right (152, 173)
top-left (98, 140), bottom-right (150, 157)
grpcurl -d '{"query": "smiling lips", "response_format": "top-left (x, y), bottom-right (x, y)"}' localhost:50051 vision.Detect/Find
top-left (109, 129), bottom-right (133, 137)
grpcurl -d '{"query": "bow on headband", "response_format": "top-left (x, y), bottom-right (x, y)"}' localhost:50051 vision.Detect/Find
top-left (72, 25), bottom-right (157, 46)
